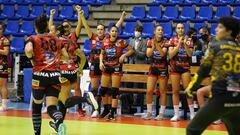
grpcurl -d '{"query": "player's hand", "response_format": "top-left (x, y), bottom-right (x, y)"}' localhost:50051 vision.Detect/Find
top-left (119, 55), bottom-right (126, 63)
top-left (99, 62), bottom-right (105, 71)
top-left (122, 11), bottom-right (127, 17)
top-left (79, 10), bottom-right (84, 16)
top-left (184, 36), bottom-right (189, 47)
top-left (75, 5), bottom-right (81, 12)
top-left (184, 87), bottom-right (193, 98)
top-left (179, 37), bottom-right (184, 44)
top-left (50, 9), bottom-right (56, 15)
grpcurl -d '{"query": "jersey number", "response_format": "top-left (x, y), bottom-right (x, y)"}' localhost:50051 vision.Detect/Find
top-left (223, 53), bottom-right (240, 73)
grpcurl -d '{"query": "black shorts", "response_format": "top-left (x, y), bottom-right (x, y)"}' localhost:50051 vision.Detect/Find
top-left (148, 67), bottom-right (168, 79)
top-left (0, 73), bottom-right (8, 78)
top-left (102, 65), bottom-right (123, 76)
top-left (90, 63), bottom-right (102, 78)
top-left (170, 65), bottom-right (190, 75)
top-left (61, 69), bottom-right (78, 83)
top-left (32, 85), bottom-right (60, 99)
top-left (0, 64), bottom-right (9, 78)
top-left (32, 70), bottom-right (64, 89)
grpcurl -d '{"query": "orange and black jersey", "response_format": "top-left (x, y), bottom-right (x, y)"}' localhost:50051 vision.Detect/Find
top-left (188, 39), bottom-right (240, 94)
top-left (147, 38), bottom-right (168, 71)
top-left (27, 34), bottom-right (63, 73)
top-left (102, 35), bottom-right (128, 67)
top-left (90, 33), bottom-right (105, 63)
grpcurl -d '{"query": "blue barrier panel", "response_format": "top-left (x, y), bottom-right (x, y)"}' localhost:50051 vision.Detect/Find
top-left (24, 68), bottom-right (32, 103)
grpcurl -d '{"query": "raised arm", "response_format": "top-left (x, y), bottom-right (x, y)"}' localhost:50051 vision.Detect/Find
top-left (48, 9), bottom-right (55, 31)
top-left (115, 11), bottom-right (127, 28)
top-left (79, 10), bottom-right (92, 38)
top-left (75, 5), bottom-right (82, 38)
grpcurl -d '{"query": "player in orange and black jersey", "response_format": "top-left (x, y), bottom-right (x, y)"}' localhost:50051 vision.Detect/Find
top-left (80, 10), bottom-right (127, 117)
top-left (0, 23), bottom-right (10, 111)
top-left (99, 25), bottom-right (134, 120)
top-left (168, 23), bottom-right (195, 121)
top-left (185, 17), bottom-right (240, 135)
top-left (25, 14), bottom-right (69, 135)
top-left (142, 25), bottom-right (168, 120)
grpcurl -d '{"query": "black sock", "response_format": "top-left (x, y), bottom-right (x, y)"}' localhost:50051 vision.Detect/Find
top-left (47, 105), bottom-right (63, 127)
top-left (58, 101), bottom-right (67, 120)
top-left (78, 102), bottom-right (82, 110)
top-left (32, 102), bottom-right (42, 135)
top-left (103, 104), bottom-right (108, 110)
top-left (111, 107), bottom-right (117, 116)
top-left (65, 96), bottom-right (87, 108)
top-left (107, 104), bottom-right (111, 110)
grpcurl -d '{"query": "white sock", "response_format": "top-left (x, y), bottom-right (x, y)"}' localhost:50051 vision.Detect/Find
top-left (147, 104), bottom-right (152, 113)
top-left (2, 99), bottom-right (7, 108)
top-left (173, 105), bottom-right (179, 116)
top-left (189, 104), bottom-right (195, 115)
top-left (160, 105), bottom-right (166, 114)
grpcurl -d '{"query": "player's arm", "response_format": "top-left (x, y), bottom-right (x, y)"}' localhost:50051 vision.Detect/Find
top-left (61, 47), bottom-right (69, 60)
top-left (25, 41), bottom-right (34, 65)
top-left (155, 42), bottom-right (167, 57)
top-left (115, 11), bottom-right (127, 28)
top-left (48, 9), bottom-right (55, 31)
top-left (119, 45), bottom-right (134, 63)
top-left (0, 39), bottom-right (9, 56)
top-left (184, 36), bottom-right (193, 57)
top-left (79, 10), bottom-right (92, 38)
top-left (75, 5), bottom-right (82, 38)
top-left (99, 49), bottom-right (105, 71)
top-left (75, 48), bottom-right (86, 74)
top-left (169, 38), bottom-right (181, 59)
top-left (184, 46), bottom-right (215, 97)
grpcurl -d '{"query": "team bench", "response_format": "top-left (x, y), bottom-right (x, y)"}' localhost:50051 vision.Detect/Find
top-left (119, 64), bottom-right (211, 118)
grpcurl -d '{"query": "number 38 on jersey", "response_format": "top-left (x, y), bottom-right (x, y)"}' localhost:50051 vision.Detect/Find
top-left (222, 52), bottom-right (240, 73)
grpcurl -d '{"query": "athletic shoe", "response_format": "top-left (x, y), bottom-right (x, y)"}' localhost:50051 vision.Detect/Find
top-left (91, 110), bottom-right (99, 118)
top-left (213, 119), bottom-right (222, 125)
top-left (49, 121), bottom-right (58, 133)
top-left (142, 112), bottom-right (152, 120)
top-left (78, 109), bottom-right (86, 117)
top-left (86, 92), bottom-right (99, 110)
top-left (154, 113), bottom-right (164, 121)
top-left (0, 106), bottom-right (7, 111)
top-left (107, 114), bottom-right (115, 121)
top-left (99, 109), bottom-right (110, 118)
top-left (170, 115), bottom-right (180, 122)
top-left (58, 123), bottom-right (67, 135)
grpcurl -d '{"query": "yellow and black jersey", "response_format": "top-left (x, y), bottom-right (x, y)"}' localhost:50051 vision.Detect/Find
top-left (188, 39), bottom-right (240, 95)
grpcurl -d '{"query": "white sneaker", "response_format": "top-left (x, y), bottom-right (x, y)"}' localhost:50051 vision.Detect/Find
top-left (190, 113), bottom-right (195, 120)
top-left (142, 112), bottom-right (152, 120)
top-left (91, 110), bottom-right (99, 118)
top-left (0, 106), bottom-right (7, 111)
top-left (154, 113), bottom-right (164, 121)
top-left (213, 119), bottom-right (222, 125)
top-left (86, 92), bottom-right (99, 111)
top-left (170, 115), bottom-right (180, 122)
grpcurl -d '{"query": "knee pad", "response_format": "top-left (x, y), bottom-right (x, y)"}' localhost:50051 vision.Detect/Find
top-left (111, 87), bottom-right (119, 99)
top-left (92, 88), bottom-right (99, 97)
top-left (100, 87), bottom-right (108, 97)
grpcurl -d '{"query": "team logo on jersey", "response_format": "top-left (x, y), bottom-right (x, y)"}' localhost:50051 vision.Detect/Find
top-left (186, 41), bottom-right (191, 46)
top-left (116, 42), bottom-right (121, 47)
top-left (32, 79), bottom-right (40, 87)
top-left (59, 77), bottom-right (68, 83)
